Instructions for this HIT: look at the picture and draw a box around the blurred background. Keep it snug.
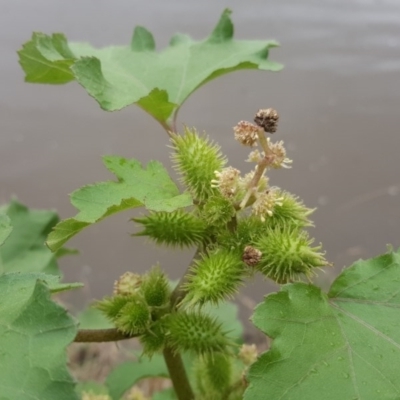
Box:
[1,0,400,324]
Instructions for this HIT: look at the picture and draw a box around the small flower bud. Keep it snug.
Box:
[113,272,142,296]
[254,108,279,133]
[211,167,241,198]
[242,246,262,267]
[233,120,259,146]
[246,149,262,163]
[266,138,292,169]
[252,190,284,222]
[238,344,258,365]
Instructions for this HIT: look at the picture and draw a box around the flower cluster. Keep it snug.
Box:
[233,120,260,146]
[211,166,241,198]
[252,190,284,222]
[211,109,292,221]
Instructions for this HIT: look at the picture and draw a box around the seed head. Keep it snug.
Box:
[254,108,279,133]
[233,120,260,146]
[242,246,262,267]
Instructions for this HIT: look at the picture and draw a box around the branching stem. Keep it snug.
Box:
[239,127,273,209]
[74,328,136,342]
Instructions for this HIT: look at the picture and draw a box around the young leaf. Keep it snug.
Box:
[246,249,400,400]
[0,273,78,400]
[46,156,192,251]
[0,199,65,275]
[105,355,169,400]
[18,9,282,125]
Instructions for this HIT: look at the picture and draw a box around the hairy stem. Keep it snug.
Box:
[74,328,136,343]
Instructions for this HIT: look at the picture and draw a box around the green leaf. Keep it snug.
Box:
[153,388,177,400]
[47,156,192,251]
[0,273,78,400]
[10,272,83,293]
[203,301,243,343]
[246,249,400,400]
[18,33,75,84]
[0,199,62,275]
[106,355,169,400]
[0,213,12,247]
[18,9,282,125]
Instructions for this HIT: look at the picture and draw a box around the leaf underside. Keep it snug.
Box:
[18,9,282,124]
[46,156,192,251]
[246,249,400,400]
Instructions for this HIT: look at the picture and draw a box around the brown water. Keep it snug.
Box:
[1,0,400,312]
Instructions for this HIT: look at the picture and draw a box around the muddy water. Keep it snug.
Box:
[1,1,400,313]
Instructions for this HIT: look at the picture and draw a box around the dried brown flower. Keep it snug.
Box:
[242,245,262,267]
[254,108,279,133]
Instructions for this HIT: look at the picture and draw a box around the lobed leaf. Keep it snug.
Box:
[46,156,192,251]
[18,9,282,125]
[246,248,400,400]
[0,273,78,400]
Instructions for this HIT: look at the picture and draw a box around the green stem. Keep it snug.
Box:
[239,127,273,209]
[163,345,195,400]
[74,328,136,342]
[158,119,174,137]
[162,247,202,398]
